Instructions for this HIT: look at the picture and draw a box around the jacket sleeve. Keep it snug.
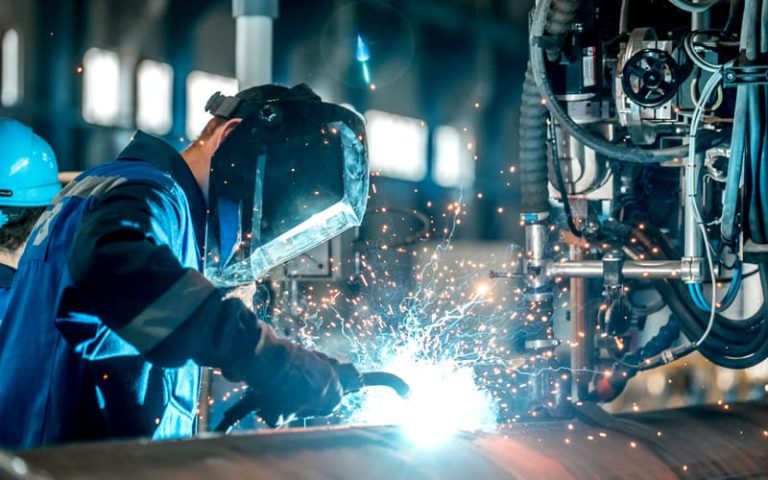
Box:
[67,181,259,381]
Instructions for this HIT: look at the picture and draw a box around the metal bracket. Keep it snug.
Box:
[723,65,768,87]
[602,252,623,287]
[680,257,704,283]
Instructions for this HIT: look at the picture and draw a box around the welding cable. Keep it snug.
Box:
[752,0,768,242]
[762,0,768,52]
[688,283,710,311]
[547,116,583,237]
[518,0,581,217]
[592,316,684,401]
[747,86,766,243]
[634,223,768,361]
[644,204,718,364]
[647,228,768,367]
[723,0,760,247]
[649,224,767,331]
[529,0,726,165]
[519,65,551,217]
[690,77,725,110]
[683,66,725,349]
[724,0,741,32]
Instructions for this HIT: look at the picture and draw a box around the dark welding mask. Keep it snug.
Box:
[202,84,369,286]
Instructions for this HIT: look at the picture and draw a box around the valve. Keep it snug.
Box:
[621,48,681,107]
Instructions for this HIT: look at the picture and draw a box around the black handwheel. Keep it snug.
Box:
[621,49,680,108]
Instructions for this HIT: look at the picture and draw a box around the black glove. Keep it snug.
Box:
[244,323,345,427]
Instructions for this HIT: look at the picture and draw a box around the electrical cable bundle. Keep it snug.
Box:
[688,264,743,312]
[528,0,727,166]
[645,225,768,369]
[523,0,768,370]
[640,1,768,369]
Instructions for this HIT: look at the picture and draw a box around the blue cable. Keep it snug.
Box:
[688,283,710,311]
[688,263,743,312]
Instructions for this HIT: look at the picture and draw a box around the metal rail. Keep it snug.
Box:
[547,259,694,279]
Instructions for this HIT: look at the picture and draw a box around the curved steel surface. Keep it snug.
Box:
[10,402,768,480]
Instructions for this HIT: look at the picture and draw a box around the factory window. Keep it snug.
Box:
[82,48,121,126]
[186,70,238,140]
[365,109,428,182]
[1,29,20,106]
[136,60,173,134]
[433,125,475,188]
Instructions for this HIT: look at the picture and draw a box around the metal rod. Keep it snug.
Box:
[682,152,703,282]
[569,246,592,401]
[524,223,550,288]
[548,260,684,279]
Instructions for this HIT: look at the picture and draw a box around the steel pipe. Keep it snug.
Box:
[11,402,768,479]
[548,260,685,279]
[233,0,278,88]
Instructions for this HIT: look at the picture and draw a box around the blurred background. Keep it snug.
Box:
[0,0,533,243]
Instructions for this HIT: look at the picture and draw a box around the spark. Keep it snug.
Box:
[216,187,587,436]
[346,342,498,446]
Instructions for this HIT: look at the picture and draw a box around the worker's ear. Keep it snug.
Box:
[212,117,243,151]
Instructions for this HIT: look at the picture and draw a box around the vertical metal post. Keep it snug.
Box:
[232,0,279,88]
[683,153,703,282]
[569,245,592,401]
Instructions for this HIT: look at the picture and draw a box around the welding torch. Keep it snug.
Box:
[214,364,410,433]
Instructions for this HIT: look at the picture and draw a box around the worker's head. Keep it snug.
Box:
[0,119,61,258]
[196,84,370,286]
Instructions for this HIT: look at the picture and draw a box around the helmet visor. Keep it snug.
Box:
[204,101,369,286]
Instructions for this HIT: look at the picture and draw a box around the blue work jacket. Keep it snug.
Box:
[0,132,261,449]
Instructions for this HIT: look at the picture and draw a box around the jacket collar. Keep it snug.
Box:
[116,132,207,251]
[0,263,15,290]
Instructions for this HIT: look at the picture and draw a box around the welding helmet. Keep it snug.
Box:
[0,119,61,228]
[203,84,369,286]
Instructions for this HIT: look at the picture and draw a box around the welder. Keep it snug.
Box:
[0,84,369,448]
[0,119,61,321]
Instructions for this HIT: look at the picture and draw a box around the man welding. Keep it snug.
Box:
[0,119,61,321]
[0,84,369,448]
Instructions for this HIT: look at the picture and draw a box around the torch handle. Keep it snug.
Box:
[213,366,410,433]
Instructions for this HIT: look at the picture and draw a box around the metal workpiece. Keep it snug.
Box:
[548,259,687,279]
[15,402,768,480]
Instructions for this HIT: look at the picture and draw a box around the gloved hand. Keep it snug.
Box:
[243,322,345,427]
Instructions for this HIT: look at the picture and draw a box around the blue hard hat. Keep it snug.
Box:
[0,119,61,208]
